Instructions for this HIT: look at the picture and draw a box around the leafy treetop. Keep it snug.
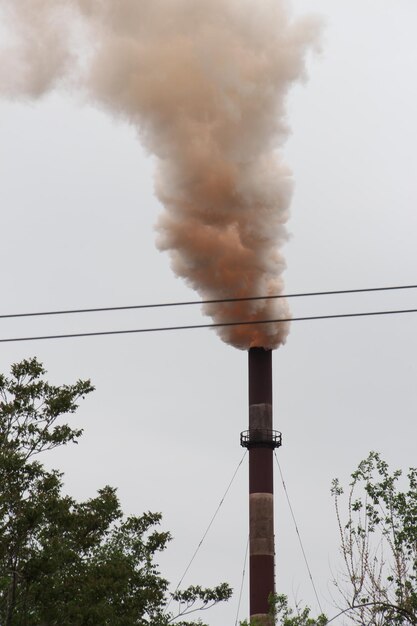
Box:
[0,357,231,626]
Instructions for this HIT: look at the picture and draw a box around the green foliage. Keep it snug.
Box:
[269,595,327,626]
[239,594,327,626]
[332,451,417,625]
[0,358,231,625]
[0,357,93,459]
[171,583,233,623]
[240,453,416,626]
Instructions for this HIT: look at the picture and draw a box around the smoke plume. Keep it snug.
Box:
[0,0,319,349]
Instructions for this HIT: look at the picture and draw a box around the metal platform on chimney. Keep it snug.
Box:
[240,429,282,449]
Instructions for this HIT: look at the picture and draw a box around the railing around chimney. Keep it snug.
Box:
[240,429,282,449]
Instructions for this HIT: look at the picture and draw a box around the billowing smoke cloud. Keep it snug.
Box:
[0,0,319,349]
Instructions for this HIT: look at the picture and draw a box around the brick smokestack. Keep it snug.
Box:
[241,347,281,625]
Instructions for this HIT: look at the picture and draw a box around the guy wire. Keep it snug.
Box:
[274,452,324,616]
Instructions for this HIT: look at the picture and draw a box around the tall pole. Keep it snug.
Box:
[241,347,281,625]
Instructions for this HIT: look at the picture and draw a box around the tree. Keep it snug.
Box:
[331,451,417,625]
[0,358,231,625]
[240,452,416,626]
[239,594,327,626]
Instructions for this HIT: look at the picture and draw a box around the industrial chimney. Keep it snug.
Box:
[241,347,282,625]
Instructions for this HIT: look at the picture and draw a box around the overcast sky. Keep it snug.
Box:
[0,1,416,624]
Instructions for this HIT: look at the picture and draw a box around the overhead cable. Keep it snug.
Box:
[1,283,416,320]
[1,307,416,343]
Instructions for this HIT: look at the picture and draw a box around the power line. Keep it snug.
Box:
[1,283,416,320]
[0,307,416,344]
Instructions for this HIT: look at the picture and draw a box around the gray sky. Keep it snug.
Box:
[0,1,416,624]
